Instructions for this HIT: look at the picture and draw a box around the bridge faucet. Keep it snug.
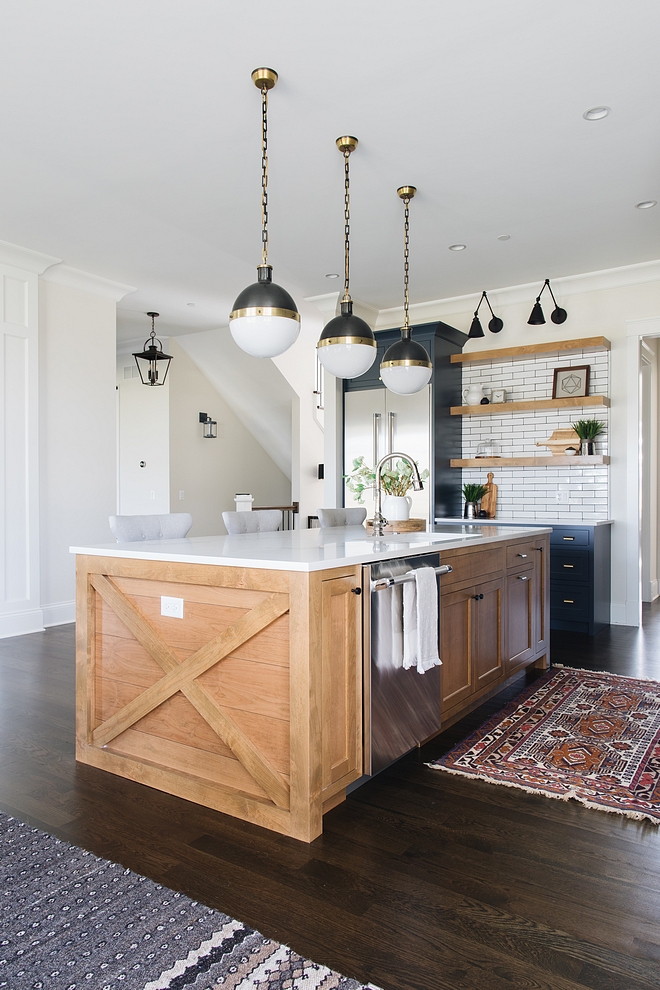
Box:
[372,452,424,537]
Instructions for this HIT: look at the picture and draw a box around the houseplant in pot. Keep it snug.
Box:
[462,482,489,519]
[345,456,429,520]
[571,418,605,456]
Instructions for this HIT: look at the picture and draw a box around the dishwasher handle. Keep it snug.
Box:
[371,563,452,592]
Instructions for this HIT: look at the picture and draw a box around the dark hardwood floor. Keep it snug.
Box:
[2,611,660,990]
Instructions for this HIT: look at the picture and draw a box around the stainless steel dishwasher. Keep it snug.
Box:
[361,553,451,775]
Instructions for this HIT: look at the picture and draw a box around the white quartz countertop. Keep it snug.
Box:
[435,517,613,527]
[70,523,551,573]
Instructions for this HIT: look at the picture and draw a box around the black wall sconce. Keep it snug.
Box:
[133,312,174,386]
[528,279,567,325]
[468,291,504,338]
[199,412,217,439]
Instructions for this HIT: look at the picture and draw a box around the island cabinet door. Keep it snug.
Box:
[505,564,535,671]
[472,576,504,690]
[533,542,549,657]
[440,586,473,713]
[320,574,362,791]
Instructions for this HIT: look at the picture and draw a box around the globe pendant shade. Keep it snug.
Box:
[468,315,485,339]
[230,265,300,358]
[527,301,546,325]
[317,300,376,378]
[380,335,432,395]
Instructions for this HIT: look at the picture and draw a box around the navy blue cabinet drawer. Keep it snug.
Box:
[551,584,590,618]
[551,549,589,583]
[550,528,590,547]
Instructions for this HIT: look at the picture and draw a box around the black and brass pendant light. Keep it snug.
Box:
[133,312,173,386]
[316,136,377,379]
[380,187,433,395]
[468,291,504,338]
[527,278,567,326]
[229,68,300,358]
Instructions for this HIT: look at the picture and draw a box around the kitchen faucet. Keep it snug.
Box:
[372,452,424,537]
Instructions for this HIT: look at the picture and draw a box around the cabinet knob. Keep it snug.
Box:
[473,593,484,600]
[517,553,528,558]
[518,575,529,581]
[351,587,362,596]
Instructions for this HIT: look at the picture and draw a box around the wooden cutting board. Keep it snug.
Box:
[366,517,426,533]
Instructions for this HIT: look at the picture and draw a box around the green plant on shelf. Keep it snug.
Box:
[571,419,606,440]
[462,482,489,504]
[344,456,429,503]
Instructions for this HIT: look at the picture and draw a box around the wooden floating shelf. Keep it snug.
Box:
[451,335,611,365]
[451,455,610,467]
[451,395,610,416]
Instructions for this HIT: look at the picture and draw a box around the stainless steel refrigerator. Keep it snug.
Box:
[343,385,432,525]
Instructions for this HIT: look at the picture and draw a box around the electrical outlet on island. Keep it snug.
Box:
[161,596,184,619]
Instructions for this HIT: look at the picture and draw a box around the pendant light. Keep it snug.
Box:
[527,278,567,326]
[468,291,504,338]
[133,312,173,386]
[380,187,432,395]
[316,136,376,378]
[229,68,300,358]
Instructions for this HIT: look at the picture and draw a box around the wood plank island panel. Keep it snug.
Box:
[76,554,363,842]
[450,335,611,364]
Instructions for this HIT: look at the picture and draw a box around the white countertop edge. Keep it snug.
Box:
[435,517,613,527]
[70,524,552,573]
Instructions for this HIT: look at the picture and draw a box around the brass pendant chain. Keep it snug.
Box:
[402,196,410,336]
[261,84,269,266]
[343,149,351,302]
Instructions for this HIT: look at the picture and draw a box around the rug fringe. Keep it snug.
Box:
[426,762,660,826]
[551,663,660,685]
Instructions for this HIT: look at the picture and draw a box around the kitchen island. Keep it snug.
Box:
[72,524,550,842]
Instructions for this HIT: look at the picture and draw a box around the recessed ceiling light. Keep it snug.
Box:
[583,106,611,120]
[448,244,466,251]
[325,272,340,279]
[497,234,510,241]
[636,200,657,209]
[187,302,196,307]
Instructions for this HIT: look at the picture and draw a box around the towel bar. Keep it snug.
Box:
[371,564,452,592]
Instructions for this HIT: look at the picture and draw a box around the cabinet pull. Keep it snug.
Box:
[372,413,381,467]
[388,411,395,454]
[472,593,484,600]
[518,575,529,581]
[517,553,528,558]
[563,536,574,541]
[563,564,574,569]
[563,599,574,604]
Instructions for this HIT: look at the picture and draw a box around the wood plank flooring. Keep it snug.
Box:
[1,611,660,990]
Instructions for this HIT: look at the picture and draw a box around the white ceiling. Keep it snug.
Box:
[1,1,659,341]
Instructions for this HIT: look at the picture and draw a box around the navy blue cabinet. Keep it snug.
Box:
[549,524,611,635]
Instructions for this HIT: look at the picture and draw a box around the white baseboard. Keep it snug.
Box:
[610,601,641,626]
[0,608,45,639]
[42,600,75,627]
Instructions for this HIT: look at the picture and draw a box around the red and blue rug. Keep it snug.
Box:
[428,666,660,824]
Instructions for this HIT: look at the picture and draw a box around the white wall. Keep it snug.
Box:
[116,348,170,515]
[39,279,120,624]
[168,339,291,534]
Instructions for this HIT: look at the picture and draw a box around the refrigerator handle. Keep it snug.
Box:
[372,413,381,466]
[388,411,395,454]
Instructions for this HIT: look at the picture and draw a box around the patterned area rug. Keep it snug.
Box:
[428,666,660,824]
[0,813,380,990]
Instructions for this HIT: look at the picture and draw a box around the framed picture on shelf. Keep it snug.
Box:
[552,365,590,399]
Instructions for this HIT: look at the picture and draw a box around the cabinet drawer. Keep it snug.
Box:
[551,549,589,583]
[550,528,590,547]
[506,541,539,569]
[441,546,505,589]
[551,584,590,618]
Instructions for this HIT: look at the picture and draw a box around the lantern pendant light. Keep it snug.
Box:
[380,187,433,395]
[316,136,376,378]
[229,68,300,358]
[133,312,173,386]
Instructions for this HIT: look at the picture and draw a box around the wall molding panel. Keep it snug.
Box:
[0,263,43,638]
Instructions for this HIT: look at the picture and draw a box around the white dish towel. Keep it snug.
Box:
[403,566,442,674]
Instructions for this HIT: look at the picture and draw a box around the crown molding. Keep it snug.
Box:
[41,264,136,301]
[374,258,660,330]
[0,239,61,275]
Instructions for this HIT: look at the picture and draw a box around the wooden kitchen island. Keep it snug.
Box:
[72,524,550,842]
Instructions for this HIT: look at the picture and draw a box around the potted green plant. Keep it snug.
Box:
[345,456,430,520]
[462,482,489,519]
[571,418,605,456]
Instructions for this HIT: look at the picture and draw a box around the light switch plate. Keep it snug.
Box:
[161,596,184,619]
